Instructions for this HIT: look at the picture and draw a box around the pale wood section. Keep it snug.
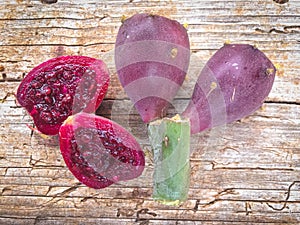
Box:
[0,0,299,224]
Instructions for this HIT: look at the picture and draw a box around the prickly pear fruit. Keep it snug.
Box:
[183,44,276,134]
[115,13,190,123]
[17,56,110,135]
[59,113,145,189]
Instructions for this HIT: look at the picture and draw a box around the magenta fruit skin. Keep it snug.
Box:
[59,113,145,189]
[182,44,276,134]
[115,13,190,123]
[17,56,110,135]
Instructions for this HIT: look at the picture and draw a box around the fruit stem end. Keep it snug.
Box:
[148,115,191,205]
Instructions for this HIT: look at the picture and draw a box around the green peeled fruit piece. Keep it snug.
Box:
[148,115,190,205]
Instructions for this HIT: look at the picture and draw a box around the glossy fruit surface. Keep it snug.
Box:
[17,56,110,135]
[59,113,145,189]
[115,13,190,123]
[183,44,276,134]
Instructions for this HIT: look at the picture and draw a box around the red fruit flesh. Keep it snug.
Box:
[59,113,145,189]
[17,56,110,135]
[183,44,276,134]
[115,13,190,123]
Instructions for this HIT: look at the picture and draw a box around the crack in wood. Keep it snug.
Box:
[201,188,237,207]
[255,26,300,34]
[265,100,300,106]
[211,161,295,171]
[26,25,109,31]
[52,183,81,197]
[0,60,31,63]
[41,0,58,4]
[273,0,289,4]
[193,199,200,211]
[29,155,38,167]
[266,181,300,211]
[33,215,43,225]
[0,92,14,103]
[28,154,64,171]
[78,192,102,206]
[116,208,135,218]
[138,221,150,225]
[3,167,8,176]
[1,73,6,80]
[0,78,22,82]
[245,201,252,215]
[136,208,157,222]
[41,182,81,207]
[0,42,115,47]
[134,199,145,210]
[9,105,22,109]
[29,124,35,139]
[219,146,240,154]
[80,196,96,203]
[0,186,12,196]
[236,201,253,215]
[0,15,108,21]
[44,186,52,196]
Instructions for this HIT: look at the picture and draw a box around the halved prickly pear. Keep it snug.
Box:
[17,56,110,135]
[115,13,190,123]
[182,44,276,134]
[59,113,145,189]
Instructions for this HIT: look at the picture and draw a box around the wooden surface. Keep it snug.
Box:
[0,0,299,224]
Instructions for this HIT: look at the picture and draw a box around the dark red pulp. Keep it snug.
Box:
[59,113,145,189]
[17,56,109,135]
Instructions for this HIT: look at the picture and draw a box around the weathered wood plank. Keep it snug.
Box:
[0,197,300,223]
[0,0,299,224]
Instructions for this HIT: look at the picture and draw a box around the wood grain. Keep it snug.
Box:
[0,0,299,224]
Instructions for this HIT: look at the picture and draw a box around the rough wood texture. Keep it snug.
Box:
[0,0,299,224]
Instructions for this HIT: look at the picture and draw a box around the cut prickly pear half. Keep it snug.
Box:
[17,56,110,135]
[115,13,190,123]
[59,113,145,189]
[182,44,276,134]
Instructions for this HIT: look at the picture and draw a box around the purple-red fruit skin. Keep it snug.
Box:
[183,44,276,134]
[17,56,110,135]
[115,13,190,123]
[59,113,145,189]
